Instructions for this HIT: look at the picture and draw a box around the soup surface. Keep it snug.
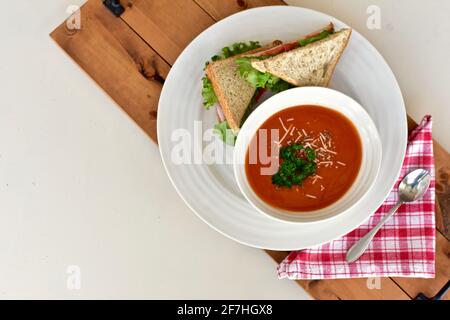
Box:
[245,105,362,212]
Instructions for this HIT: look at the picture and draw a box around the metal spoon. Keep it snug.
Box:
[346,169,431,263]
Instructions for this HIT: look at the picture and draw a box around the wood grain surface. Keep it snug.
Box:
[51,0,169,142]
[50,0,450,300]
[121,0,214,65]
[194,0,283,20]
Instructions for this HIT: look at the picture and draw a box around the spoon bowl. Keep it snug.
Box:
[399,169,431,202]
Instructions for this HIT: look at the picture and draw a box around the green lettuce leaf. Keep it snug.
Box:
[214,121,237,146]
[299,30,332,47]
[201,76,218,110]
[235,57,292,93]
[220,41,261,59]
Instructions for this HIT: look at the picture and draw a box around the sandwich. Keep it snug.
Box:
[202,41,280,144]
[201,23,352,145]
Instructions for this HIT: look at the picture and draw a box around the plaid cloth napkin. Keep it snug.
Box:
[278,116,435,279]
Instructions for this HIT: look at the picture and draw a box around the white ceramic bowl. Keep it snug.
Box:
[234,87,382,224]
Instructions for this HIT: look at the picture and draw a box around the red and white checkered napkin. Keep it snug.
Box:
[278,116,435,279]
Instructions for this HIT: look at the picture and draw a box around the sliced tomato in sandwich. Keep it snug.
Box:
[251,23,335,58]
[252,41,299,57]
[300,22,334,41]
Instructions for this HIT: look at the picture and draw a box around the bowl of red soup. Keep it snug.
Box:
[234,87,382,223]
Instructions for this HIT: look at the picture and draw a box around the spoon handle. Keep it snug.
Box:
[346,201,403,263]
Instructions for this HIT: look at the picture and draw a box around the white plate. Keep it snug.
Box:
[157,6,407,250]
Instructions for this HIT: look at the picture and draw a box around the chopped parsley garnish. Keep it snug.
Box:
[202,41,262,110]
[272,144,317,188]
[235,57,293,93]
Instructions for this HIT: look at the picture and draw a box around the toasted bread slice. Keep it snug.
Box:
[206,60,255,132]
[205,44,279,132]
[251,29,352,87]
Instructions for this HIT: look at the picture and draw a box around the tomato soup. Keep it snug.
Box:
[245,105,362,212]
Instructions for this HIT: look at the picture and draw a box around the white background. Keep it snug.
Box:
[0,0,447,299]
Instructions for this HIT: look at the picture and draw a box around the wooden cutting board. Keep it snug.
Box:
[50,0,450,300]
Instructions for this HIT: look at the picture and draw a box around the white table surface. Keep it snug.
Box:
[0,0,447,299]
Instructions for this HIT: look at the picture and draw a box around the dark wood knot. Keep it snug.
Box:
[237,0,248,9]
[138,59,165,85]
[149,110,158,119]
[307,279,322,289]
